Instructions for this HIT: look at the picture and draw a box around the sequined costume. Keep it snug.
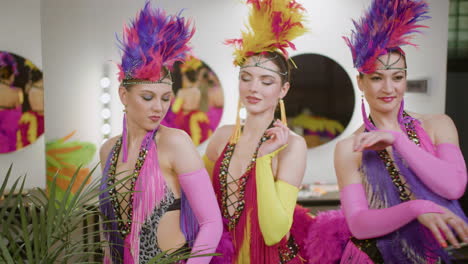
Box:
[205,128,350,264]
[99,132,195,263]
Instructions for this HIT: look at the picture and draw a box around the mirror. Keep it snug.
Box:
[287,53,354,148]
[0,51,44,154]
[162,57,224,146]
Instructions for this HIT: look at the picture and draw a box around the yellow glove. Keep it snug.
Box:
[256,146,299,245]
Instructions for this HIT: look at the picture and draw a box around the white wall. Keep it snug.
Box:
[0,1,45,189]
[41,0,449,184]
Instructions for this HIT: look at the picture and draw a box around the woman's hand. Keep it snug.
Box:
[258,119,289,157]
[353,131,396,152]
[417,208,468,248]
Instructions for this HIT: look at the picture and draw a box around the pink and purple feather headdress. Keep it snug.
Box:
[343,0,430,74]
[117,1,195,85]
[117,2,195,162]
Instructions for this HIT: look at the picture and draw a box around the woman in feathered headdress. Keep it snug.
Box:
[335,0,468,263]
[98,2,222,263]
[203,1,349,263]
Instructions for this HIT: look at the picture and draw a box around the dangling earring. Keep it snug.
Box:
[361,93,376,131]
[229,100,242,144]
[122,105,128,162]
[279,98,288,127]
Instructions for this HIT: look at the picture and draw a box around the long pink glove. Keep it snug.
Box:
[341,183,444,239]
[386,130,467,200]
[179,168,223,264]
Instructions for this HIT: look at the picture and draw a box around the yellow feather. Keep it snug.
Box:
[230,0,308,65]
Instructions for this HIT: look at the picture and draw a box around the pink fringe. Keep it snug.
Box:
[128,139,167,263]
[414,121,436,155]
[104,254,112,264]
[340,241,374,264]
[291,208,350,264]
[124,236,134,264]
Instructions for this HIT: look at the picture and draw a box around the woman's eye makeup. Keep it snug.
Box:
[240,74,251,81]
[162,95,171,102]
[142,94,153,101]
[393,75,404,81]
[261,78,274,85]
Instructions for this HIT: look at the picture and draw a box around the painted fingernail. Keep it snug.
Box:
[441,242,448,248]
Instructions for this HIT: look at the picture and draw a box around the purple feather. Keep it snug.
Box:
[343,0,430,73]
[99,153,124,263]
[180,190,200,248]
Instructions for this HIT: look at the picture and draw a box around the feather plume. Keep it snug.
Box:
[226,0,307,66]
[117,1,195,81]
[343,0,430,74]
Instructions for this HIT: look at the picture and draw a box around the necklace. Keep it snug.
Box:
[106,132,155,236]
[369,112,420,201]
[218,130,269,230]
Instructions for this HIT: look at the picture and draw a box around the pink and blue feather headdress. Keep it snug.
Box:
[117,1,195,86]
[343,0,430,74]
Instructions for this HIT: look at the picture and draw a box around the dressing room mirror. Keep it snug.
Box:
[162,57,224,146]
[0,51,44,154]
[286,53,354,148]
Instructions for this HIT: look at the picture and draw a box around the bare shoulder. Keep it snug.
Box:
[416,112,456,128]
[334,133,363,166]
[335,135,355,155]
[100,136,119,159]
[99,136,119,169]
[284,131,307,155]
[334,136,363,187]
[157,125,193,149]
[158,125,205,174]
[205,124,234,161]
[413,112,459,145]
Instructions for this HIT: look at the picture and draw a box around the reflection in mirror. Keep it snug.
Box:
[287,53,354,148]
[0,51,44,153]
[162,56,224,146]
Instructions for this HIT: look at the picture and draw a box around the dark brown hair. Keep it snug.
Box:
[256,51,291,84]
